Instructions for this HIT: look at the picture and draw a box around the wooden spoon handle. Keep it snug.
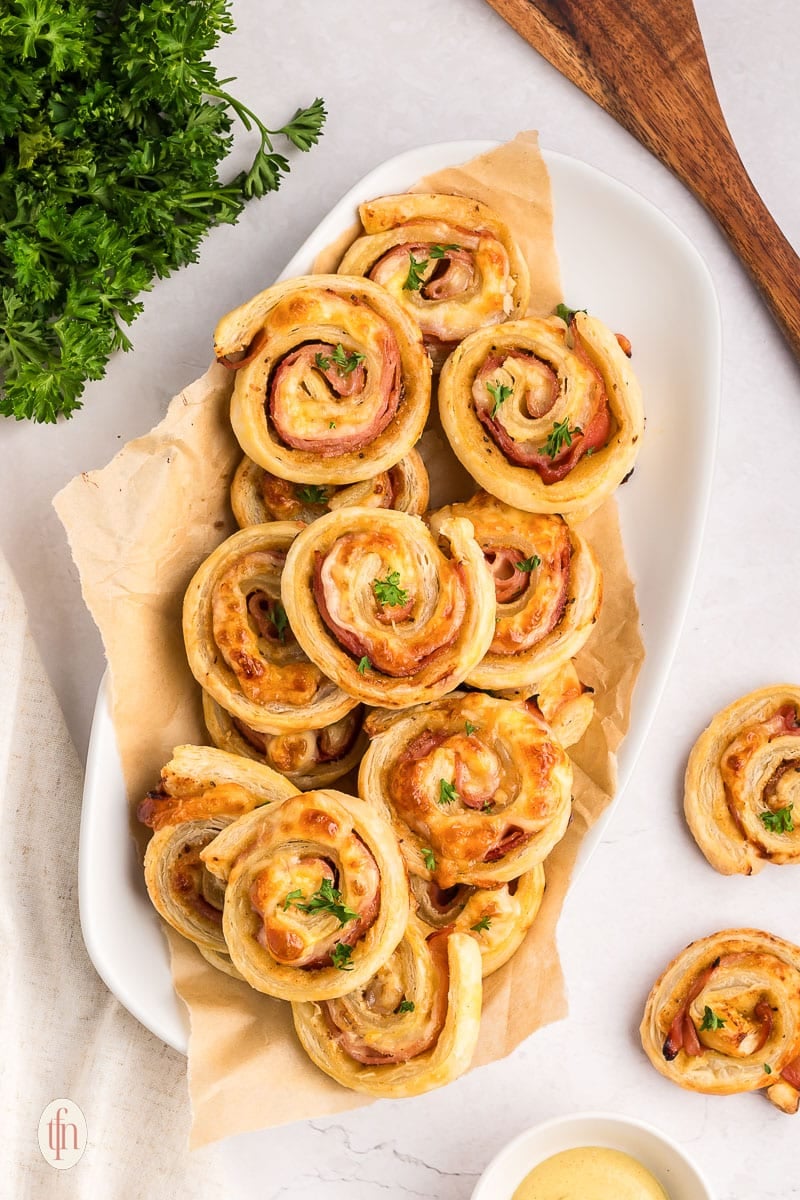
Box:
[673,141,800,360]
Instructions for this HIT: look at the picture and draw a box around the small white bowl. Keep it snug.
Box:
[471,1111,713,1200]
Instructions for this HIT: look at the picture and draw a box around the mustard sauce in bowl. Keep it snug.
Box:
[512,1146,669,1200]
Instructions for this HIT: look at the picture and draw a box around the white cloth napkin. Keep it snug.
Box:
[1,550,227,1197]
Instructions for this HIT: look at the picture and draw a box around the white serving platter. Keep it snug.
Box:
[79,140,721,1054]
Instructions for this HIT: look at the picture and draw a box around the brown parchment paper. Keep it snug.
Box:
[54,132,644,1147]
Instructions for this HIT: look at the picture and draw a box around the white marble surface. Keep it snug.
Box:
[3,1,800,1196]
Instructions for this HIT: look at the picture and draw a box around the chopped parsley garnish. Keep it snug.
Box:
[429,243,461,259]
[481,801,493,813]
[465,720,478,736]
[542,418,582,459]
[315,343,364,374]
[287,878,357,926]
[699,1006,725,1032]
[760,805,794,834]
[422,847,436,871]
[396,999,415,1013]
[471,915,492,933]
[283,889,303,910]
[555,303,586,324]
[357,656,372,675]
[329,420,336,428]
[269,600,289,642]
[515,555,541,573]
[403,253,429,291]
[331,942,354,971]
[373,570,409,607]
[764,1063,773,1074]
[486,379,512,417]
[438,778,459,806]
[296,484,328,506]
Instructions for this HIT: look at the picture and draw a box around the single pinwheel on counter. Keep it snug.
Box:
[280,507,496,708]
[685,685,800,875]
[137,745,297,962]
[183,522,358,734]
[292,920,482,1097]
[432,490,602,690]
[215,275,431,483]
[438,310,643,517]
[200,790,408,1001]
[202,693,366,791]
[230,449,430,527]
[337,192,530,367]
[359,692,572,888]
[641,929,800,1114]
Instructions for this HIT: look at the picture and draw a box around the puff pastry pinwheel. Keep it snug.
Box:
[292,921,482,1096]
[137,745,297,956]
[230,449,430,527]
[336,193,530,368]
[438,311,644,517]
[359,692,572,887]
[215,275,431,484]
[281,507,496,708]
[200,789,408,1000]
[641,929,800,1115]
[432,491,601,690]
[496,661,595,749]
[202,691,366,791]
[684,685,800,876]
[183,522,358,734]
[411,867,545,977]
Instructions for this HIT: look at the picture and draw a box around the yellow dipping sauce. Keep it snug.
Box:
[512,1146,669,1200]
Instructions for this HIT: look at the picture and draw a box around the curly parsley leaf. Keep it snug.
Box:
[357,656,371,675]
[0,4,326,421]
[760,806,794,834]
[331,942,354,971]
[699,1006,725,1032]
[288,877,358,926]
[373,570,408,608]
[422,847,436,871]
[515,555,541,572]
[471,915,492,933]
[403,252,428,292]
[428,243,460,259]
[486,380,512,418]
[438,778,459,806]
[542,418,582,459]
[396,999,415,1013]
[296,484,328,506]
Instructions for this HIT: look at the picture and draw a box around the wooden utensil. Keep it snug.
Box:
[485,0,800,359]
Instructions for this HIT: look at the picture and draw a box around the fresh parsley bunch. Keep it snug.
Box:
[0,0,326,422]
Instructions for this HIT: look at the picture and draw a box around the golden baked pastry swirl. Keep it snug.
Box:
[359,692,572,887]
[183,522,358,734]
[202,691,366,791]
[231,449,430,527]
[292,922,482,1096]
[137,745,297,957]
[684,685,800,875]
[438,311,644,517]
[336,192,530,368]
[432,491,602,689]
[281,507,497,707]
[640,929,800,1114]
[215,275,431,483]
[200,789,409,1000]
[494,660,595,749]
[411,867,545,977]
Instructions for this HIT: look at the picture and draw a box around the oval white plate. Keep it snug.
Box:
[79,140,720,1053]
[471,1111,713,1199]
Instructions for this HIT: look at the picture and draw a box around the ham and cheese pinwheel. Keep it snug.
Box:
[685,686,800,875]
[359,692,572,888]
[280,507,496,708]
[215,275,431,484]
[292,922,482,1097]
[200,790,408,1001]
[137,745,297,959]
[336,193,530,368]
[432,491,602,690]
[230,449,430,527]
[496,660,595,749]
[641,929,800,1115]
[202,692,366,791]
[411,867,545,977]
[183,523,358,734]
[438,311,644,517]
